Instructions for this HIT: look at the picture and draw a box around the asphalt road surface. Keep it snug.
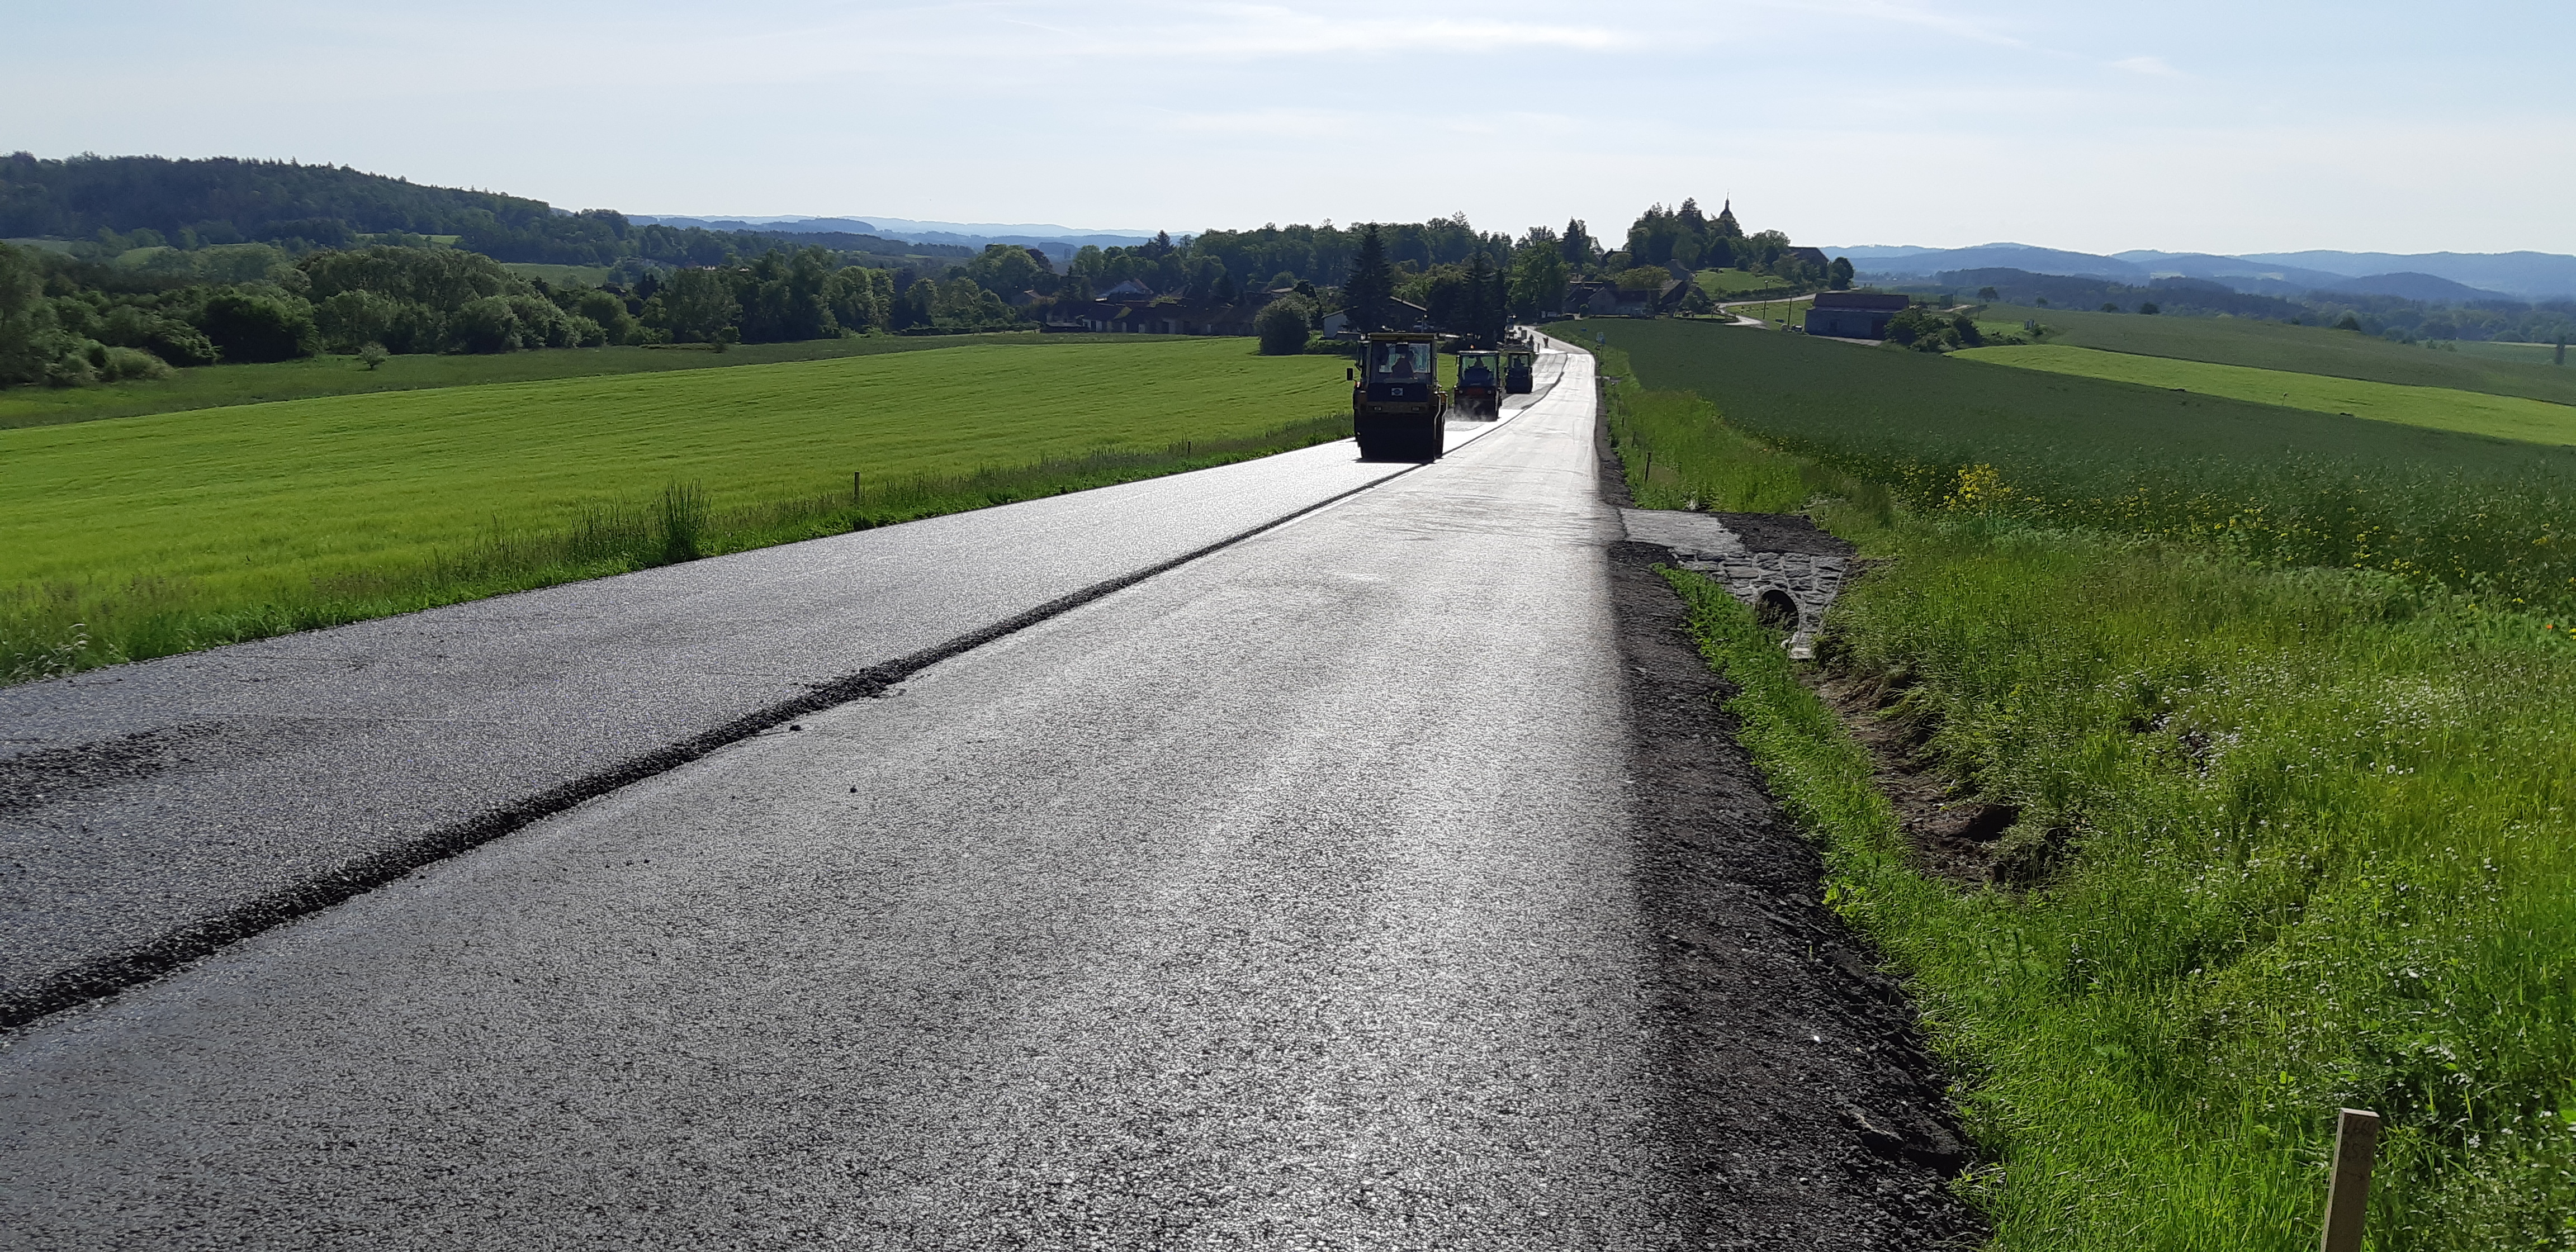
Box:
[3,347,1751,1242]
[0,362,1563,1028]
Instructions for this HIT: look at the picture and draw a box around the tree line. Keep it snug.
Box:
[2,182,1845,386]
[0,236,1045,387]
[0,153,968,268]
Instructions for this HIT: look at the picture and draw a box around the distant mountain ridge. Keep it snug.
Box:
[634,215,1157,261]
[1825,241,2576,301]
[0,155,968,267]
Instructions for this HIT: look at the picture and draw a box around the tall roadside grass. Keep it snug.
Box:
[1582,324,2576,1250]
[1782,442,2576,618]
[1593,340,1888,521]
[1,414,1350,684]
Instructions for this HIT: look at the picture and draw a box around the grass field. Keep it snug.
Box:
[1695,268,1789,296]
[1957,343,2576,446]
[2,338,1351,679]
[0,332,1180,430]
[1585,320,2576,1250]
[1996,304,2576,408]
[2447,339,2571,366]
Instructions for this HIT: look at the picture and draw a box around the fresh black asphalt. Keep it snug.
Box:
[0,400,1568,1028]
[0,349,1659,1245]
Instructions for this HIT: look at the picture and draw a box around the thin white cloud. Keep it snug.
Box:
[1157,107,1364,139]
[1064,4,1638,58]
[1159,105,1582,143]
[2111,55,2182,77]
[1756,0,2029,49]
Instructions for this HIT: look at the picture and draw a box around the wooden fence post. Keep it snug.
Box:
[852,471,861,504]
[2319,1107,2380,1252]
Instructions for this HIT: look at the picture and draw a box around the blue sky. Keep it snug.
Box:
[13,1,2573,255]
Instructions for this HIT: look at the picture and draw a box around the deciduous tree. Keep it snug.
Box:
[645,268,742,344]
[1254,296,1313,355]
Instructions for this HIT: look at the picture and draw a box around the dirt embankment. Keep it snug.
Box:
[1600,434,1982,1248]
[1805,662,2070,891]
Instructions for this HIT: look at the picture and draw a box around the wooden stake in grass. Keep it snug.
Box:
[2319,1107,2380,1252]
[852,471,862,504]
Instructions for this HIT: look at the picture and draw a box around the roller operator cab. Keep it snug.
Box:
[1350,333,1446,462]
[1503,348,1536,395]
[1453,350,1502,420]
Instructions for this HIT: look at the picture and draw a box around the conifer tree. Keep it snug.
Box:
[1463,252,1508,346]
[1342,225,1396,331]
[1559,219,1593,270]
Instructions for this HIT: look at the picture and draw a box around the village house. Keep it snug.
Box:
[1802,291,1911,339]
[1043,285,1280,336]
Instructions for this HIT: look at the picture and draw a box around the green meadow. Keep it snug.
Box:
[0,331,1178,430]
[1955,343,2576,446]
[1581,318,2576,1251]
[2,338,1351,678]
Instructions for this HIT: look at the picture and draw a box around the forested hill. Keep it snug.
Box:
[0,153,964,265]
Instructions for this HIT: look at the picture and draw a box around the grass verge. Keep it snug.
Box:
[1585,321,2576,1250]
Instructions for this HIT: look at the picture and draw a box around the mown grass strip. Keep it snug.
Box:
[1992,304,2576,409]
[1956,343,2576,447]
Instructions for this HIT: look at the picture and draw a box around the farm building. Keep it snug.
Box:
[1803,291,1911,339]
[1561,282,1616,315]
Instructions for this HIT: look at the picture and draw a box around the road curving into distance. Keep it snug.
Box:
[0,358,1563,1030]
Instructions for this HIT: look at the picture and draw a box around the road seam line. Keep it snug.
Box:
[0,453,1437,1033]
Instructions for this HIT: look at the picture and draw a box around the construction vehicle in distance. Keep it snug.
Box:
[1452,349,1502,420]
[1503,347,1536,395]
[1350,333,1446,461]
